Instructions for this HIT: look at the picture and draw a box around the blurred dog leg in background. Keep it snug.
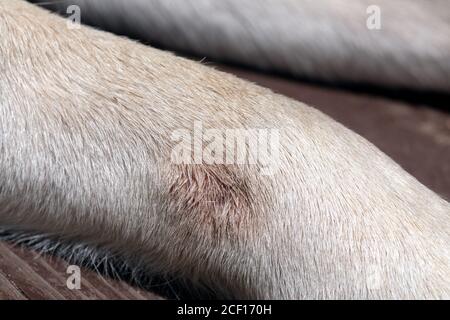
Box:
[30,0,450,92]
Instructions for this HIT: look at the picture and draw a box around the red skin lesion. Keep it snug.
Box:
[167,164,257,240]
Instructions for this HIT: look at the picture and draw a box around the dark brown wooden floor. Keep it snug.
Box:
[0,242,161,300]
[1,65,449,300]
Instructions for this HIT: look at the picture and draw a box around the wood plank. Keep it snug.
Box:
[0,242,161,299]
[0,243,66,299]
[0,272,27,300]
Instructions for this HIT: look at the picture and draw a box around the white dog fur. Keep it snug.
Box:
[31,0,450,92]
[0,0,449,299]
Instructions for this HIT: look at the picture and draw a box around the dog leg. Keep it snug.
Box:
[1,0,449,298]
[29,0,450,92]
